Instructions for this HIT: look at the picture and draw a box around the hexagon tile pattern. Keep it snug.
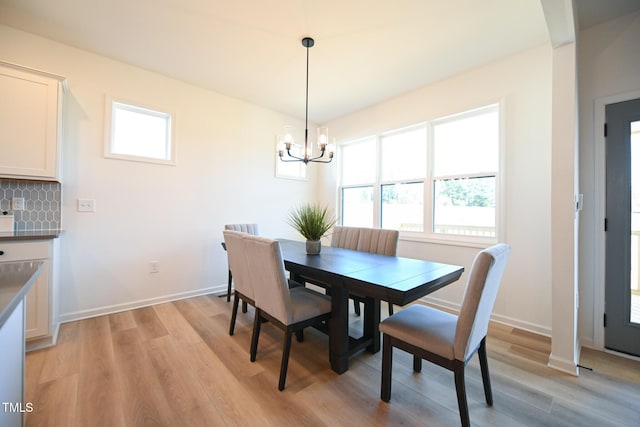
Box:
[0,179,61,231]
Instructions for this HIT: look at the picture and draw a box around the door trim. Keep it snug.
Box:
[594,89,640,350]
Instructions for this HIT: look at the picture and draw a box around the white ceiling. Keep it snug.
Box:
[0,0,638,123]
[576,0,640,29]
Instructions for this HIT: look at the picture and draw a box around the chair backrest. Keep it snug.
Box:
[223,230,254,299]
[331,225,360,250]
[331,225,399,256]
[454,243,511,361]
[243,235,292,325]
[357,228,399,256]
[225,223,259,235]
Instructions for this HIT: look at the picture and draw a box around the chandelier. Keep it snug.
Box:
[278,37,334,164]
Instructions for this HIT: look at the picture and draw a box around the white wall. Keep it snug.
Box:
[578,11,640,348]
[319,44,554,335]
[0,24,318,321]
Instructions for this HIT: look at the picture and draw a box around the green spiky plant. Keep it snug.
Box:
[287,203,336,241]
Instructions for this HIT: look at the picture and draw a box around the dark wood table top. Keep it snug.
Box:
[278,239,464,305]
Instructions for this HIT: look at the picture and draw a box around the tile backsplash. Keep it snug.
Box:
[0,179,61,230]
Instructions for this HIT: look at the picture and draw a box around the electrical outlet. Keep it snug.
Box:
[150,261,160,273]
[77,199,96,212]
[11,197,25,211]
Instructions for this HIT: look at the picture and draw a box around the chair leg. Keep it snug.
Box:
[242,300,248,313]
[229,292,240,335]
[478,337,493,406]
[279,329,294,391]
[413,355,422,372]
[226,269,233,302]
[353,298,361,316]
[295,330,304,342]
[454,361,470,427]
[380,334,393,402]
[250,311,262,362]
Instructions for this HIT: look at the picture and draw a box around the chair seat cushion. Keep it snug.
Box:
[379,304,457,360]
[290,287,332,324]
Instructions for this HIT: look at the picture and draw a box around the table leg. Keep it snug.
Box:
[364,297,381,353]
[329,286,349,374]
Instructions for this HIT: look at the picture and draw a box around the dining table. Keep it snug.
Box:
[278,239,464,374]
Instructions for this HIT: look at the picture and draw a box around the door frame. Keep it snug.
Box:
[594,89,640,352]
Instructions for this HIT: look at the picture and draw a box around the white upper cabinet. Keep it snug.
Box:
[0,61,66,181]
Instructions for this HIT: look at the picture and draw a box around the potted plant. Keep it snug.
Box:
[287,203,336,255]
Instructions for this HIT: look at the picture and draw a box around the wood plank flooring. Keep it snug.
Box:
[25,295,640,426]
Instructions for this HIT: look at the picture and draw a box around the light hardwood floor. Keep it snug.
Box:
[25,295,640,426]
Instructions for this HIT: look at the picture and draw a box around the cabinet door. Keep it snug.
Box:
[0,63,63,180]
[0,240,52,342]
[25,261,49,339]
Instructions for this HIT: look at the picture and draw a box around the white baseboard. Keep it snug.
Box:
[58,284,227,324]
[422,295,552,337]
[26,321,60,352]
[548,353,579,376]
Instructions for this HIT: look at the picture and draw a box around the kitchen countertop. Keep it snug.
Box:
[0,229,62,241]
[0,261,43,328]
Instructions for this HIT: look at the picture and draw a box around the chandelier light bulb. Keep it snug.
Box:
[283,125,295,149]
[317,127,329,148]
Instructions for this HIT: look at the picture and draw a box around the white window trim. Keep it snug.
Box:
[338,101,506,246]
[104,95,176,166]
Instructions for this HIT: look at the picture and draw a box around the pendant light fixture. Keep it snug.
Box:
[278,37,334,164]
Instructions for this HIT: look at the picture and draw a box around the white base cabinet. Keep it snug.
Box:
[0,240,56,348]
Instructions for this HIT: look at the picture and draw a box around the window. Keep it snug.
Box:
[432,106,498,237]
[105,97,175,165]
[338,104,501,243]
[342,186,374,227]
[340,138,376,227]
[382,182,424,231]
[380,127,427,231]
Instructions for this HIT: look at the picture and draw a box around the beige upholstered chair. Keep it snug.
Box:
[356,227,400,257]
[330,225,360,250]
[379,244,511,427]
[225,223,259,234]
[244,235,332,391]
[331,226,400,315]
[222,223,259,302]
[223,230,255,336]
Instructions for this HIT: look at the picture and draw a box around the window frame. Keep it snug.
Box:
[104,95,176,166]
[338,102,505,246]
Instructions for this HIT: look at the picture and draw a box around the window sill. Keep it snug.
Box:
[399,232,497,249]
